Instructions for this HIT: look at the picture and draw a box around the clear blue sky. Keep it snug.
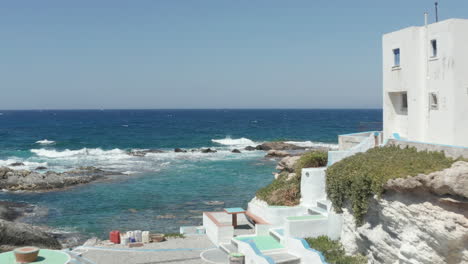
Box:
[1,0,466,109]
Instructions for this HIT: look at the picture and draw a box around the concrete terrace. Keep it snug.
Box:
[73,235,223,264]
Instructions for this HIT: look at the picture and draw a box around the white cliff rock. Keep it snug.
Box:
[340,161,468,264]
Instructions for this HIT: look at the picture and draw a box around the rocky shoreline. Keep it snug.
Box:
[0,140,334,251]
[0,166,123,192]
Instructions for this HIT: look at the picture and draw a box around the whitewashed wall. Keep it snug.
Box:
[285,218,328,238]
[383,18,468,147]
[300,168,327,207]
[202,213,233,246]
[247,199,306,226]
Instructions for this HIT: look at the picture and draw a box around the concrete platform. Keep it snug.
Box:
[78,235,216,264]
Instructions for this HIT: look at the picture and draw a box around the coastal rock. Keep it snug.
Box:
[231,149,241,153]
[174,148,187,153]
[0,201,61,251]
[276,156,300,173]
[265,150,290,158]
[244,146,256,151]
[340,163,468,264]
[286,173,297,181]
[9,162,24,167]
[385,161,468,198]
[0,166,121,191]
[0,219,62,251]
[201,148,217,153]
[35,166,47,170]
[127,149,165,157]
[255,142,305,151]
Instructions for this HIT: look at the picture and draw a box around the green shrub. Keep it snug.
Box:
[256,171,301,206]
[295,151,328,176]
[256,151,327,206]
[326,146,455,225]
[164,233,185,238]
[306,236,367,264]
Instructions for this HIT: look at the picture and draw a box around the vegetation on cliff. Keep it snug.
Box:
[306,236,367,264]
[256,151,327,206]
[326,146,456,225]
[256,171,301,206]
[295,151,328,176]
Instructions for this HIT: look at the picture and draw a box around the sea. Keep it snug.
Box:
[0,109,382,239]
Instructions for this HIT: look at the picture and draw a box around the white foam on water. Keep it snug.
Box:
[35,139,55,145]
[0,159,48,171]
[211,137,257,147]
[285,141,339,149]
[27,147,263,173]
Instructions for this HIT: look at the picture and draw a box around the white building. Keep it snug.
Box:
[383,18,468,147]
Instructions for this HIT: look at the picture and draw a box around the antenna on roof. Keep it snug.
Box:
[435,1,439,22]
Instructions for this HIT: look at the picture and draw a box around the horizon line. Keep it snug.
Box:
[0,107,383,111]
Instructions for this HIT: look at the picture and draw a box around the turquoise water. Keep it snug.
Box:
[0,109,382,237]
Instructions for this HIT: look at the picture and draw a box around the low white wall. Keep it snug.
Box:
[247,199,306,226]
[329,132,379,166]
[255,224,272,236]
[326,211,343,240]
[203,213,233,246]
[284,237,327,264]
[300,168,327,207]
[285,218,328,238]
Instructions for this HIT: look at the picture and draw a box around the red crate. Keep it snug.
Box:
[109,230,120,244]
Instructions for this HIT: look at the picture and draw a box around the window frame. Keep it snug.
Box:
[393,48,401,67]
[401,92,408,111]
[430,39,438,58]
[429,92,439,110]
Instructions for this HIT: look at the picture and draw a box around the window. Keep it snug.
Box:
[393,48,400,67]
[431,40,437,57]
[429,93,438,110]
[401,92,408,110]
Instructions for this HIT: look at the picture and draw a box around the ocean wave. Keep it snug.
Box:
[285,141,339,149]
[211,137,257,147]
[36,139,55,145]
[31,148,125,158]
[27,147,263,173]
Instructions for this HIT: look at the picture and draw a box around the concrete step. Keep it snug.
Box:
[269,228,284,243]
[308,206,328,216]
[316,200,331,211]
[219,242,238,254]
[264,251,300,264]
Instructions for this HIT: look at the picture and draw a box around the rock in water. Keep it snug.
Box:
[0,219,61,251]
[201,148,217,153]
[265,150,290,158]
[35,166,47,170]
[0,166,121,191]
[255,142,305,151]
[231,149,241,153]
[244,146,256,151]
[127,149,165,157]
[9,162,24,167]
[174,148,187,153]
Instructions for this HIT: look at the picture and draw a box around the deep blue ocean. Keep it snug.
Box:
[0,109,381,238]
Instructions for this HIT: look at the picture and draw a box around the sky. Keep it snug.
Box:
[1,0,467,110]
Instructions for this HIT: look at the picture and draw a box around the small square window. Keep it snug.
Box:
[431,40,437,57]
[393,48,400,67]
[429,93,438,110]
